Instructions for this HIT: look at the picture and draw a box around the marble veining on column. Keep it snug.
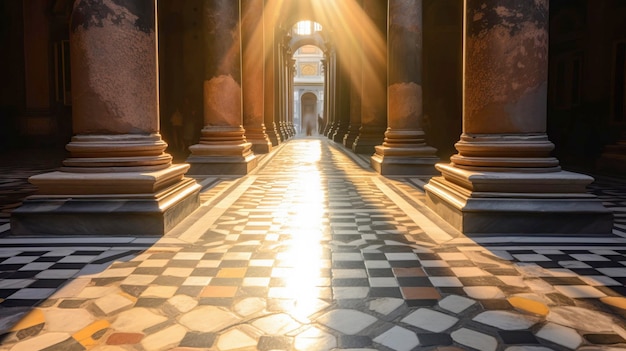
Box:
[11,0,201,236]
[424,0,613,234]
[464,0,548,134]
[187,0,257,175]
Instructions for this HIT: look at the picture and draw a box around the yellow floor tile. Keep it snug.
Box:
[73,319,111,348]
[600,296,626,310]
[508,296,549,316]
[200,286,239,298]
[217,267,247,278]
[10,308,45,331]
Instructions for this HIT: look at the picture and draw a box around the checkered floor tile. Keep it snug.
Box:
[0,137,625,351]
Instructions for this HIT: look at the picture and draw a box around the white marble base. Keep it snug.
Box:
[371,154,439,176]
[424,163,614,235]
[11,177,201,236]
[186,154,258,175]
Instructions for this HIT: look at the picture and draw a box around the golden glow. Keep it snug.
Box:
[272,140,326,318]
[262,0,386,98]
[309,0,386,95]
[293,20,322,35]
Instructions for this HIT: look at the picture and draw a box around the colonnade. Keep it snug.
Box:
[10,0,614,236]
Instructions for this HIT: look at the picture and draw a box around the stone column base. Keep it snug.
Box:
[186,142,258,175]
[424,164,614,235]
[343,128,360,149]
[371,145,440,175]
[332,128,349,143]
[186,154,258,175]
[249,139,272,154]
[352,136,384,154]
[245,127,273,154]
[10,166,201,236]
[267,130,281,146]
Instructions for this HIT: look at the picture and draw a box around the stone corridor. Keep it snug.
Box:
[1,137,626,351]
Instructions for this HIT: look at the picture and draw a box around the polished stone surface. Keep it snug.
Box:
[1,137,626,350]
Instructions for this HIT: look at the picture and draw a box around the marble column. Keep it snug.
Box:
[325,49,338,138]
[21,0,56,139]
[186,0,257,175]
[11,0,201,236]
[425,0,613,234]
[344,29,363,148]
[278,41,290,141]
[371,0,439,175]
[594,3,626,175]
[288,58,296,137]
[263,1,281,146]
[332,52,351,143]
[242,0,272,154]
[321,58,331,135]
[353,0,388,154]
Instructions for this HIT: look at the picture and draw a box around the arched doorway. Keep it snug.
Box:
[288,21,326,137]
[301,92,318,135]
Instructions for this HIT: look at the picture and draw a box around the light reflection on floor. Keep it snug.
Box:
[278,140,328,320]
[0,137,626,351]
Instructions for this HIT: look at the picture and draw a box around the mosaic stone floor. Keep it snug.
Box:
[0,137,625,351]
[0,148,67,231]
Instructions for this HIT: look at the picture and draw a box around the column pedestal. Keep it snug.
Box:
[424,0,612,235]
[187,155,257,175]
[332,125,349,144]
[187,126,257,175]
[11,135,201,236]
[266,124,281,146]
[11,1,200,236]
[11,165,200,236]
[353,127,385,154]
[425,164,613,235]
[281,123,290,141]
[246,128,273,154]
[371,131,439,175]
[343,125,360,149]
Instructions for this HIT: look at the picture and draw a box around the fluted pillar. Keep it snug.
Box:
[371,0,439,175]
[425,0,613,234]
[11,0,201,235]
[353,0,388,154]
[242,0,272,154]
[186,0,257,175]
